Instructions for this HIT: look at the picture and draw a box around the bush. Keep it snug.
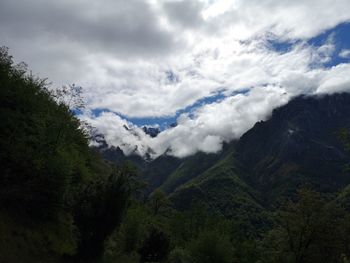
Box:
[73,168,132,259]
[168,247,192,263]
[189,230,234,263]
[138,226,170,262]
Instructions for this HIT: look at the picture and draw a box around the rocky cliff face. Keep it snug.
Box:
[235,93,350,200]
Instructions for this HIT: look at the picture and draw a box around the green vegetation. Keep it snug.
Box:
[0,47,134,262]
[2,47,350,263]
[160,151,224,194]
[104,186,350,263]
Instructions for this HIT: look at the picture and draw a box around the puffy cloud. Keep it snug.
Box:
[162,0,205,29]
[339,49,350,59]
[83,40,350,158]
[81,112,153,156]
[83,86,290,158]
[316,64,350,94]
[0,0,178,58]
[1,0,350,158]
[150,86,291,157]
[203,0,350,40]
[79,35,342,118]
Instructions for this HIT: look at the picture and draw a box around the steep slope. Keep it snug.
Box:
[169,146,270,234]
[235,93,350,202]
[95,136,182,193]
[140,155,182,193]
[159,143,232,194]
[151,93,350,233]
[97,93,350,214]
[98,143,225,195]
[96,137,232,195]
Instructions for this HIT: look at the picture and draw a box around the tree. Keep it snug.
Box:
[188,230,234,263]
[0,46,91,221]
[0,46,143,263]
[138,226,170,263]
[168,247,192,263]
[73,167,132,260]
[119,206,148,255]
[149,189,169,215]
[261,187,347,263]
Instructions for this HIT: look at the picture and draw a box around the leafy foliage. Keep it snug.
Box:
[149,188,169,215]
[73,168,132,259]
[0,47,133,262]
[0,47,92,220]
[138,226,170,262]
[261,187,350,263]
[189,230,234,263]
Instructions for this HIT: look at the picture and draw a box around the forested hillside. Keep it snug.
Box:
[2,47,350,263]
[97,94,350,262]
[0,47,136,262]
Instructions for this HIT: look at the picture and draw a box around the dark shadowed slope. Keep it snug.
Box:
[98,93,350,217]
[236,93,350,202]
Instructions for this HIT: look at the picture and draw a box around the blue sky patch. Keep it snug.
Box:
[308,22,350,67]
[90,89,233,130]
[266,22,350,67]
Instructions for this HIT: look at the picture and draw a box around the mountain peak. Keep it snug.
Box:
[142,126,161,138]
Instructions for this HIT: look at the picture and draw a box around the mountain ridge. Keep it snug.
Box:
[97,92,350,216]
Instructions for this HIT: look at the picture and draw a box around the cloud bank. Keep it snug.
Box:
[1,0,350,158]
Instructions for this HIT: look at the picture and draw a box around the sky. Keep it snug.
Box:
[1,0,350,158]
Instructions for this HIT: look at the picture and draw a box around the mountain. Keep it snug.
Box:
[4,45,350,262]
[235,93,350,202]
[98,93,350,221]
[142,126,161,138]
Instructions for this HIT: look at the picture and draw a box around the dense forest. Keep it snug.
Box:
[1,47,350,263]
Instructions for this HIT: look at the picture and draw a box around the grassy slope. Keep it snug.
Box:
[159,151,226,194]
[168,146,271,234]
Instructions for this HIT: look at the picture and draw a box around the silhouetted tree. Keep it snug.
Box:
[189,230,234,263]
[138,226,170,262]
[261,187,347,263]
[73,168,132,260]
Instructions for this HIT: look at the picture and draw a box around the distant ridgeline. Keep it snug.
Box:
[2,45,350,263]
[93,92,350,262]
[98,93,350,209]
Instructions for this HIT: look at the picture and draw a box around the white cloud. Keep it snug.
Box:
[81,111,153,156]
[316,64,350,94]
[83,86,290,158]
[151,86,291,157]
[83,39,350,158]
[78,36,339,118]
[1,0,350,158]
[339,49,350,59]
[202,0,350,40]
